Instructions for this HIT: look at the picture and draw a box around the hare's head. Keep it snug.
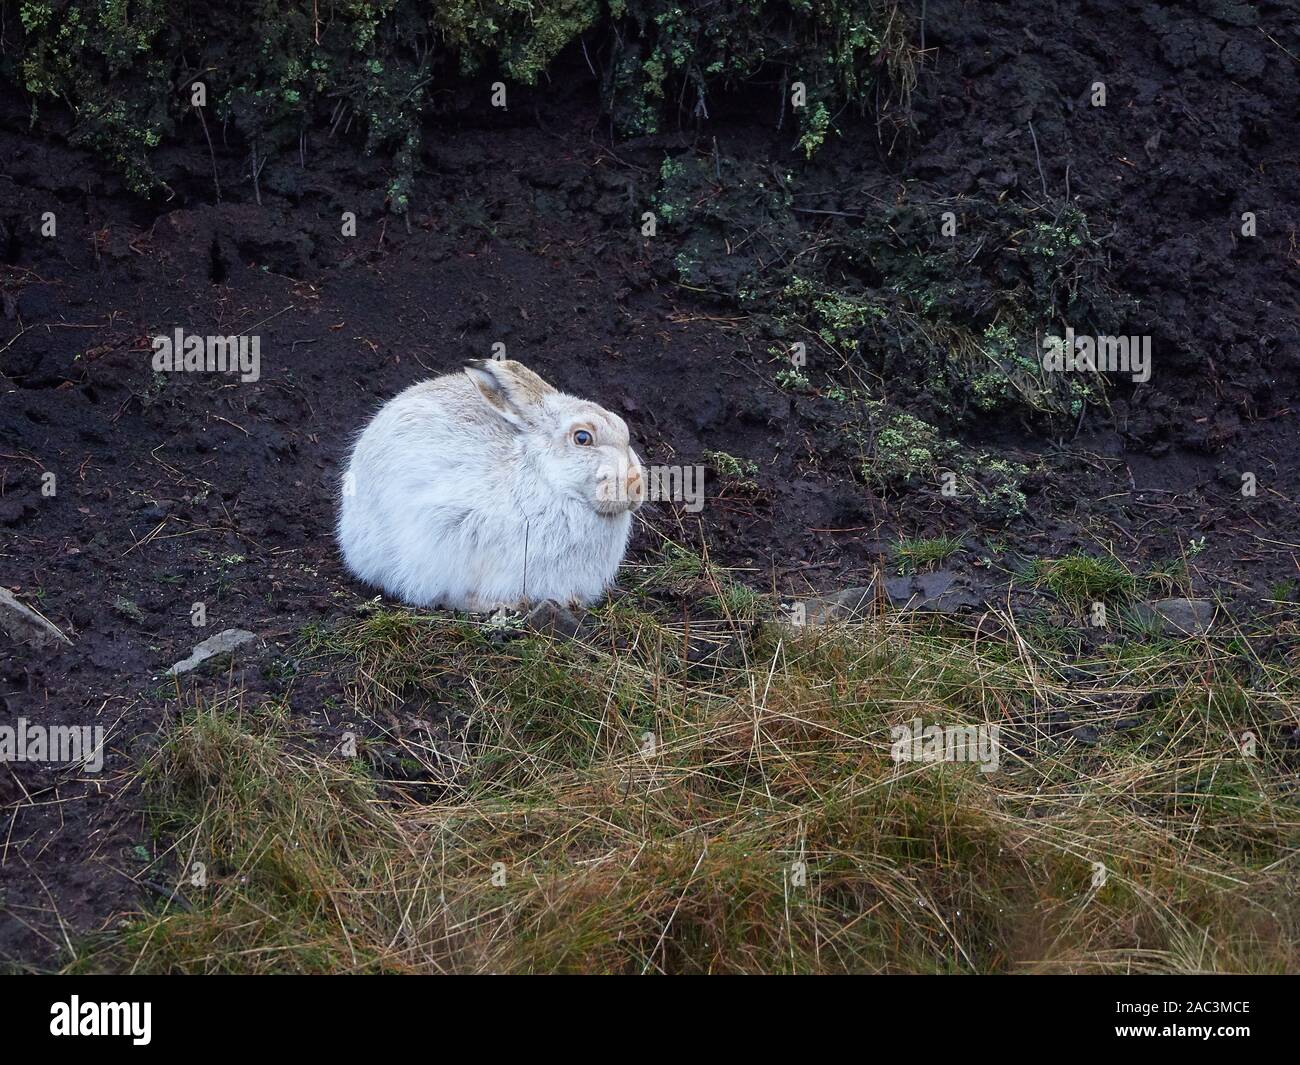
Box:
[464,360,645,517]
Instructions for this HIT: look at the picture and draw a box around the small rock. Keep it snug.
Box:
[800,586,877,626]
[112,596,145,623]
[0,496,32,527]
[163,628,259,676]
[685,635,746,671]
[1065,724,1102,746]
[139,500,174,521]
[0,588,72,648]
[1138,598,1215,636]
[894,570,984,612]
[794,570,986,628]
[524,601,584,640]
[1135,689,1171,711]
[739,389,791,428]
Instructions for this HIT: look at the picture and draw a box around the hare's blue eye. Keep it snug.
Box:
[573,429,593,446]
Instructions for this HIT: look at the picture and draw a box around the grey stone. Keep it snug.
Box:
[0,588,72,648]
[886,570,982,612]
[164,628,259,676]
[524,601,584,640]
[1138,598,1215,636]
[797,586,877,626]
[793,570,986,628]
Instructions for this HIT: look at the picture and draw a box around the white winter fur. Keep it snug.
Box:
[337,360,644,610]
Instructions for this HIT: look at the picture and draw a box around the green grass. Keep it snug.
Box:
[702,450,760,491]
[67,577,1300,974]
[894,535,963,573]
[1030,551,1137,604]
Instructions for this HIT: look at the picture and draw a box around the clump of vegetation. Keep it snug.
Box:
[802,201,1125,421]
[5,1,912,202]
[1029,550,1220,618]
[858,399,1029,519]
[655,143,1132,431]
[702,449,759,491]
[782,276,889,355]
[14,0,170,193]
[1031,552,1137,605]
[631,540,762,622]
[71,581,1300,974]
[775,366,813,391]
[894,535,963,573]
[654,155,692,223]
[606,0,914,144]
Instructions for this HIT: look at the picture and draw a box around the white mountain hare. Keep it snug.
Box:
[338,359,645,611]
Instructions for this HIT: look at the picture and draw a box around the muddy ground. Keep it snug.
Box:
[1,1,1298,968]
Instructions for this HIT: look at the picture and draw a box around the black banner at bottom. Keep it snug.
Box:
[0,975,1287,1050]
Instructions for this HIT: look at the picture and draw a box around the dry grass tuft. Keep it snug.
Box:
[72,588,1300,973]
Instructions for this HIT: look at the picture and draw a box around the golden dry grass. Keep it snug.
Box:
[72,580,1300,974]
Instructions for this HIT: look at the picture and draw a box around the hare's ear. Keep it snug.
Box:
[464,359,556,429]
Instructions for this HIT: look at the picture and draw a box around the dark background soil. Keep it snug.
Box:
[1,0,1297,969]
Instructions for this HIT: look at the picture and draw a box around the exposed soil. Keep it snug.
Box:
[1,0,1298,968]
